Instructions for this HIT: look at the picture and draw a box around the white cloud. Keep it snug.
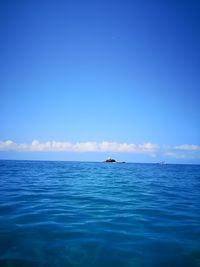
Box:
[0,140,16,150]
[0,140,158,154]
[164,144,200,159]
[164,151,188,159]
[137,142,158,153]
[1,140,199,159]
[98,141,133,153]
[174,144,200,151]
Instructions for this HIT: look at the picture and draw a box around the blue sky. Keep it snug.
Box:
[0,0,200,163]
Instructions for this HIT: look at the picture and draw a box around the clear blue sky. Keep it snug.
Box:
[0,0,200,163]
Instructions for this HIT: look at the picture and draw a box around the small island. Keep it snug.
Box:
[104,158,116,163]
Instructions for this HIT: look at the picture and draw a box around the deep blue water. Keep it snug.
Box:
[0,160,200,267]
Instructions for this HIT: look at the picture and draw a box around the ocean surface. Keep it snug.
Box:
[0,160,200,267]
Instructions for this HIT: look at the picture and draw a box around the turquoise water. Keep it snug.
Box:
[0,160,200,267]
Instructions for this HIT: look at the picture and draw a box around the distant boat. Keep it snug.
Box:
[158,161,165,165]
[104,158,116,163]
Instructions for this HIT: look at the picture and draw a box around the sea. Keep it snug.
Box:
[0,160,200,267]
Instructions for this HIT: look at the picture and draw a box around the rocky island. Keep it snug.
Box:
[104,158,116,163]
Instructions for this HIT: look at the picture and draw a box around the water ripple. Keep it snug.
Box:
[0,160,200,267]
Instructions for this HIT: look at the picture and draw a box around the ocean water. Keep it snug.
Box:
[0,160,200,267]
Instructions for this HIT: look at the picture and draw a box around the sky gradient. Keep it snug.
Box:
[0,0,200,163]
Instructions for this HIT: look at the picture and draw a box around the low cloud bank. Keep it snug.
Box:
[174,144,200,151]
[1,140,199,159]
[0,140,157,154]
[164,144,200,159]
